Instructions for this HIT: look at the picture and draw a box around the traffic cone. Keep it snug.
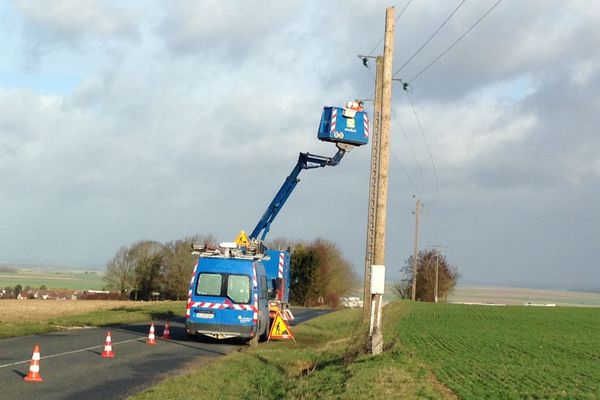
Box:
[161,321,171,339]
[24,345,43,382]
[146,323,157,345]
[101,331,114,358]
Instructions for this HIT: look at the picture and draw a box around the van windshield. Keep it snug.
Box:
[196,273,250,304]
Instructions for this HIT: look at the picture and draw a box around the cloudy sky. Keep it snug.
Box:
[1,0,598,291]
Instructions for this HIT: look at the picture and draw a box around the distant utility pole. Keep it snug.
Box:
[411,199,421,301]
[364,6,394,356]
[435,255,439,303]
[430,245,448,303]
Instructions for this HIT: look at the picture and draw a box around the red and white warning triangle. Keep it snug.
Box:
[267,311,295,343]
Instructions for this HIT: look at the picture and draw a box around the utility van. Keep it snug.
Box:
[185,243,270,344]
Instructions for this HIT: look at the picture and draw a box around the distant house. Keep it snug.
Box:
[25,289,79,300]
[55,290,77,300]
[14,288,119,301]
[80,290,121,300]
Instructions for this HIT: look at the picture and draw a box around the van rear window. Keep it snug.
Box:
[227,275,250,304]
[195,273,250,304]
[196,273,222,296]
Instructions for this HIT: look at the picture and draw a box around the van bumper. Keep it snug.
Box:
[186,321,254,339]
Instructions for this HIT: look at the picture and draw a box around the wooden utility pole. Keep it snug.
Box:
[363,55,383,320]
[367,6,394,356]
[411,199,421,301]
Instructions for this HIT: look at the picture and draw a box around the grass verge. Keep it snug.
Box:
[0,301,185,338]
[130,306,446,400]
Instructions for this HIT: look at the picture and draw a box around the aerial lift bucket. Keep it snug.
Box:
[317,104,369,147]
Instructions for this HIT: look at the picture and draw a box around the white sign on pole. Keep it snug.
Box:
[370,264,385,295]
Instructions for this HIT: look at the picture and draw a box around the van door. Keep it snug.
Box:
[220,273,255,336]
[258,271,270,337]
[191,272,224,331]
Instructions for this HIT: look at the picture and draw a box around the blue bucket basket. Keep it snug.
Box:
[317,106,369,146]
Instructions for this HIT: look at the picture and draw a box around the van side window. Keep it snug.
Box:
[197,273,222,296]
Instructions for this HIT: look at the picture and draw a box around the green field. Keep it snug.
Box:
[393,302,600,399]
[131,301,600,400]
[0,269,105,290]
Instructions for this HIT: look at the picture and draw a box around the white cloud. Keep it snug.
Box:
[394,95,535,170]
[13,0,139,42]
[570,60,598,86]
[0,1,599,290]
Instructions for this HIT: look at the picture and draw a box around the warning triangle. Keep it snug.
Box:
[268,311,295,343]
[234,230,250,247]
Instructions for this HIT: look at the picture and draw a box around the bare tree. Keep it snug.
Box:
[162,234,216,300]
[266,237,298,251]
[104,245,136,297]
[396,249,459,302]
[129,240,164,301]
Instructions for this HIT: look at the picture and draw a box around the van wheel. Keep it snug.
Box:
[249,334,259,347]
[259,320,271,342]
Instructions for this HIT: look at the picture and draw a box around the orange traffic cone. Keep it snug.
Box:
[24,345,43,382]
[146,323,157,345]
[101,331,114,358]
[161,321,171,339]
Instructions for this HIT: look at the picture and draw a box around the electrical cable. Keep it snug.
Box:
[366,0,414,57]
[391,148,419,195]
[409,0,504,83]
[391,106,424,193]
[406,91,440,203]
[421,206,449,251]
[394,0,468,76]
[363,63,420,194]
[361,46,422,196]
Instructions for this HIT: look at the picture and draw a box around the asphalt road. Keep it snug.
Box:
[0,307,330,400]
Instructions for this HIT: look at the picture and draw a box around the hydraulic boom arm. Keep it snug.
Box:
[249,147,347,241]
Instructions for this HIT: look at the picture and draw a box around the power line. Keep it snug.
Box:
[391,106,424,193]
[406,91,440,202]
[421,205,450,258]
[366,0,414,57]
[359,0,414,100]
[409,0,504,83]
[362,58,421,195]
[391,148,419,194]
[364,60,420,194]
[394,0,468,76]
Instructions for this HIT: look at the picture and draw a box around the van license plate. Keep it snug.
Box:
[196,312,214,319]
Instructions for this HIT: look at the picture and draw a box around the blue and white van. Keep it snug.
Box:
[185,243,270,344]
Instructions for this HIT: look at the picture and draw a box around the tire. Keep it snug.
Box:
[249,334,259,347]
[259,318,271,342]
